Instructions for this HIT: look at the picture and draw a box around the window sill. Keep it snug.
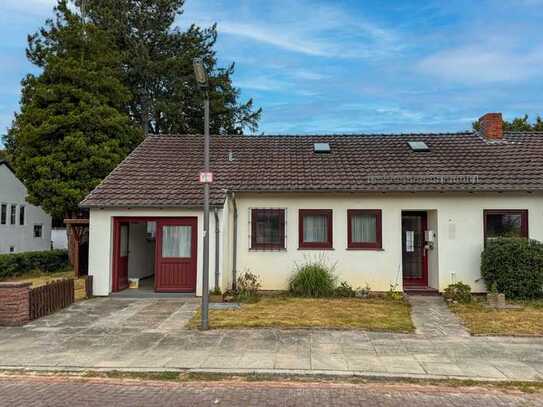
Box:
[249,248,287,252]
[298,247,334,251]
[346,247,384,251]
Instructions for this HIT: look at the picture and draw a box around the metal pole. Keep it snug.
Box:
[201,92,210,330]
[214,208,220,290]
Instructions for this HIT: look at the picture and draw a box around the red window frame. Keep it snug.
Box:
[298,209,333,249]
[483,209,528,241]
[347,209,382,250]
[251,209,286,250]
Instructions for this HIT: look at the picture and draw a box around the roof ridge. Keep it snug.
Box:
[148,132,476,138]
[505,131,543,134]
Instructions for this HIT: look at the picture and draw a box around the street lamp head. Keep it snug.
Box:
[193,57,208,87]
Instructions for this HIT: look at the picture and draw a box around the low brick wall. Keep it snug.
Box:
[0,282,31,326]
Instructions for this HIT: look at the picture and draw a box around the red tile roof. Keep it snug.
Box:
[80,132,543,208]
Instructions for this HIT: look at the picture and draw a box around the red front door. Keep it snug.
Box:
[155,218,197,292]
[402,212,428,287]
[114,222,129,292]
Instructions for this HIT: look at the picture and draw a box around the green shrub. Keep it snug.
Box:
[335,281,356,297]
[443,282,472,303]
[481,237,543,299]
[355,283,371,299]
[232,270,261,303]
[289,257,337,297]
[385,283,404,301]
[209,287,222,296]
[0,250,69,279]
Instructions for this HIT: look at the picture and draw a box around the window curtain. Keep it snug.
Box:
[162,226,191,257]
[352,214,377,243]
[303,215,327,242]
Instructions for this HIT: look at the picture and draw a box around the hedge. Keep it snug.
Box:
[0,249,69,279]
[481,237,543,299]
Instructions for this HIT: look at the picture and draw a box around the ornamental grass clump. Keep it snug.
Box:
[288,256,337,298]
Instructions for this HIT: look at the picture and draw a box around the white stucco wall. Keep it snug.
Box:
[88,207,224,296]
[0,163,52,254]
[88,191,543,296]
[233,192,543,293]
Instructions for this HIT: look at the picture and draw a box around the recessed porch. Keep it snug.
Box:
[401,210,439,293]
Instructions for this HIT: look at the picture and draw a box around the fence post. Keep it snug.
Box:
[0,282,31,326]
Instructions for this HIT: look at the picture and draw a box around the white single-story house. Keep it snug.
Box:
[81,113,543,296]
[0,160,52,254]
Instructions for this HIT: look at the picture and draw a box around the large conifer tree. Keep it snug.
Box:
[4,1,142,218]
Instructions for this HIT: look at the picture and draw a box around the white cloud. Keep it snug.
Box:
[235,76,289,91]
[181,0,402,59]
[219,22,328,57]
[418,45,543,84]
[292,69,327,81]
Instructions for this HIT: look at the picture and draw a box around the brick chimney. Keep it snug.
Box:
[479,113,503,140]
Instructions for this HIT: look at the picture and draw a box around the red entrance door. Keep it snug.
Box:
[114,222,129,291]
[155,218,197,292]
[402,212,428,288]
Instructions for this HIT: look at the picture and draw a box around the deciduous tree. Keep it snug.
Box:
[82,0,262,135]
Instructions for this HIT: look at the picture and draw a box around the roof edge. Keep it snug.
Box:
[0,160,15,174]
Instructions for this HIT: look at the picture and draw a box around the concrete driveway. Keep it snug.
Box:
[1,297,543,381]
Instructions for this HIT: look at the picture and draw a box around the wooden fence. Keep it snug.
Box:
[29,279,75,320]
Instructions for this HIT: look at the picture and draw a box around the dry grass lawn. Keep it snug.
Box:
[190,296,414,332]
[0,270,75,288]
[450,300,543,336]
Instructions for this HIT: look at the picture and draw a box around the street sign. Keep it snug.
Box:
[199,172,213,183]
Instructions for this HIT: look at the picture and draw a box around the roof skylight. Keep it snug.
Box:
[314,143,331,153]
[407,141,430,152]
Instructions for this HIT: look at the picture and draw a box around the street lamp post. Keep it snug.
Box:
[193,58,210,330]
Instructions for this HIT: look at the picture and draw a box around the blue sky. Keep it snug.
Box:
[1,0,543,137]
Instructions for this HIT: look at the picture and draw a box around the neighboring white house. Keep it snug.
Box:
[51,228,68,250]
[81,113,543,296]
[0,160,52,254]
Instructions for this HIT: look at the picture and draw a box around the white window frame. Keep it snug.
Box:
[33,224,43,239]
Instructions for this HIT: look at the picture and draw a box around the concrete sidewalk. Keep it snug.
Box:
[1,297,543,382]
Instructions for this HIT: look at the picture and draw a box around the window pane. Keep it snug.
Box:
[33,225,43,238]
[351,214,377,243]
[303,215,327,242]
[254,210,283,246]
[0,204,5,224]
[147,221,156,239]
[10,205,16,225]
[486,213,523,238]
[19,206,25,225]
[162,225,191,257]
[120,224,129,256]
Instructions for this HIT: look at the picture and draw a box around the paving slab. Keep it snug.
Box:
[408,295,470,337]
[1,296,543,382]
